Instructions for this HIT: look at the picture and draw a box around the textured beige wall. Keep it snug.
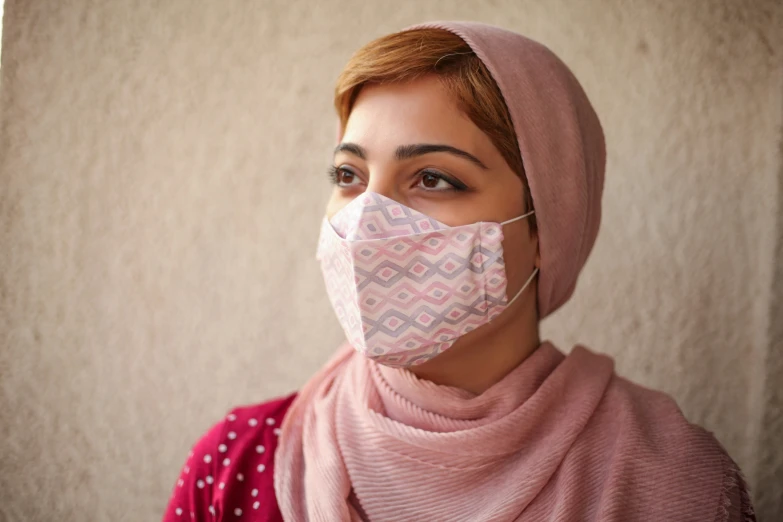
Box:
[0,1,780,521]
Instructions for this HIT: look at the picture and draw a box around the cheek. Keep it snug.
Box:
[325,190,351,219]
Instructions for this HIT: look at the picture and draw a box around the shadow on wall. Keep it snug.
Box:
[756,114,783,521]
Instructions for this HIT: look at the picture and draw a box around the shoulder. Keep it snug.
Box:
[223,393,298,443]
[587,375,755,520]
[603,374,725,454]
[162,393,297,521]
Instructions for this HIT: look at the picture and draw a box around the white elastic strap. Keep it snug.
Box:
[501,209,535,226]
[505,266,539,308]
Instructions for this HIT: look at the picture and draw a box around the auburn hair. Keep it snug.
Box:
[334,28,535,223]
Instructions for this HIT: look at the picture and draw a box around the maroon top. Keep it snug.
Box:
[163,394,296,522]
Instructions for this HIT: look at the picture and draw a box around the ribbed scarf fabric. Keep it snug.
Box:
[275,342,732,520]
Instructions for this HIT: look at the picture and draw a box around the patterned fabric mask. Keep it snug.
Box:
[316,192,537,367]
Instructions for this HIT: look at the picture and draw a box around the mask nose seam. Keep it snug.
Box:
[480,226,490,320]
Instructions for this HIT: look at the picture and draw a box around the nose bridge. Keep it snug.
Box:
[365,166,401,203]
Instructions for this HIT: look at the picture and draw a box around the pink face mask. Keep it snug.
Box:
[316,192,538,368]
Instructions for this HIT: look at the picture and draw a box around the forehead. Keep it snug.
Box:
[342,76,490,153]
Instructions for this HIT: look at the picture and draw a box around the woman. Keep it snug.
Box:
[163,21,754,521]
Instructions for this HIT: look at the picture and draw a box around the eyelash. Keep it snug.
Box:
[327,166,468,192]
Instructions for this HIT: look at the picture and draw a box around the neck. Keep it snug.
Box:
[408,298,540,394]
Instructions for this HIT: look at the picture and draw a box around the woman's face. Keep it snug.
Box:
[327,75,539,301]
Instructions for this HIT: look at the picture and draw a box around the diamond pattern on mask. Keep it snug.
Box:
[317,193,511,367]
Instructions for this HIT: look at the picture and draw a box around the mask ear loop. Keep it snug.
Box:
[506,266,539,308]
[498,209,538,307]
[500,209,535,226]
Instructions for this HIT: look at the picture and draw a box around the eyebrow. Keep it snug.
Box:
[333,142,489,170]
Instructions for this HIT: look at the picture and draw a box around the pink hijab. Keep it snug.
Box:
[275,22,751,521]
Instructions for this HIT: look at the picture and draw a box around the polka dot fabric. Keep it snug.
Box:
[163,394,296,521]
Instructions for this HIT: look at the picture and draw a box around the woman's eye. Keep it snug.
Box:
[417,171,464,191]
[330,167,361,187]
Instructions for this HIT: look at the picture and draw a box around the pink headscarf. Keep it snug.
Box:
[275,22,750,521]
[424,22,607,319]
